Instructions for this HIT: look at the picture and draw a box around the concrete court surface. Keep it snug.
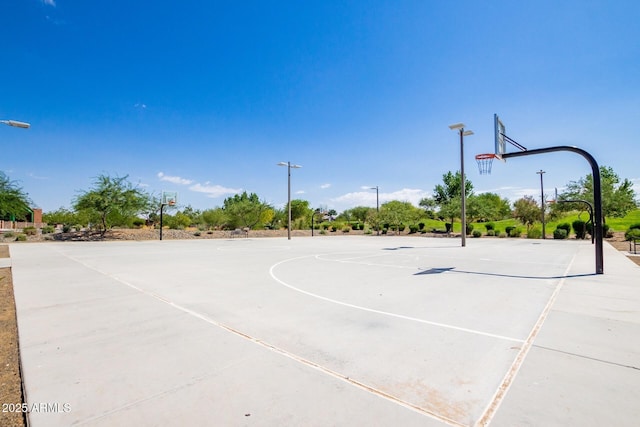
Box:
[9,236,640,427]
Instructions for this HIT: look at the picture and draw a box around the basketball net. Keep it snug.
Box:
[475,153,497,175]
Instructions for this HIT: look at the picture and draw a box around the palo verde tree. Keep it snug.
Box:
[222,191,272,229]
[73,174,150,236]
[0,171,32,221]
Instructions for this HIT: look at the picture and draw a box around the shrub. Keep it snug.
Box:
[509,227,522,238]
[485,222,495,232]
[381,228,388,235]
[398,224,406,232]
[527,228,542,239]
[472,230,482,238]
[505,226,515,235]
[194,231,201,236]
[466,223,474,235]
[445,223,453,233]
[498,232,507,238]
[62,225,71,233]
[207,230,213,234]
[625,228,640,241]
[42,225,55,234]
[409,225,419,234]
[23,226,37,236]
[557,223,571,234]
[554,228,568,239]
[572,220,587,239]
[4,232,14,238]
[15,234,27,241]
[486,230,495,237]
[351,223,359,230]
[132,218,145,228]
[342,226,350,233]
[418,222,425,231]
[629,223,640,231]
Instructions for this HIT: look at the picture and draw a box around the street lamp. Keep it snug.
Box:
[368,186,379,235]
[537,170,546,239]
[448,123,473,247]
[277,161,302,240]
[1,120,30,129]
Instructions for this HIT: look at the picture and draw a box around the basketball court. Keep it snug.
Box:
[10,235,640,426]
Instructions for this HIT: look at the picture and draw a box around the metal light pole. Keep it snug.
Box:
[537,170,546,239]
[277,161,302,240]
[368,186,379,235]
[448,123,473,247]
[1,120,31,129]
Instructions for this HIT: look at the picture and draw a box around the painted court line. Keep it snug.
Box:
[474,252,578,426]
[54,248,463,426]
[270,254,525,344]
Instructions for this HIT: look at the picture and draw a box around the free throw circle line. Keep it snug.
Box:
[269,254,525,344]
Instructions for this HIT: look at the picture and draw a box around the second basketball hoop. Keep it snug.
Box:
[475,153,497,175]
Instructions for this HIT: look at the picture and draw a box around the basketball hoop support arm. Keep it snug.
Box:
[502,145,603,274]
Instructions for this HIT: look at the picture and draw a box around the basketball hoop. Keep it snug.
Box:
[475,153,497,175]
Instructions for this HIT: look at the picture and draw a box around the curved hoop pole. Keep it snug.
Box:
[503,146,603,274]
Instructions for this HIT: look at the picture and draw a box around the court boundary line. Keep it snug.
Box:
[474,252,578,426]
[51,248,464,427]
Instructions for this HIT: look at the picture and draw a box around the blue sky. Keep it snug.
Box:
[2,0,639,214]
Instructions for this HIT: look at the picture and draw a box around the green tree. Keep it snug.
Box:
[467,192,512,222]
[223,191,271,229]
[558,166,637,222]
[421,171,473,228]
[289,199,311,229]
[73,174,150,236]
[201,207,228,229]
[513,196,540,231]
[0,171,32,221]
[379,201,421,234]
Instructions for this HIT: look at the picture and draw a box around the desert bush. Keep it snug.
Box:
[23,226,37,236]
[4,232,14,238]
[485,222,495,231]
[486,230,495,237]
[505,226,515,235]
[472,230,482,238]
[132,218,145,228]
[42,225,55,234]
[194,231,201,236]
[15,234,27,241]
[499,232,507,238]
[342,226,350,233]
[466,223,474,235]
[557,223,571,234]
[409,225,419,234]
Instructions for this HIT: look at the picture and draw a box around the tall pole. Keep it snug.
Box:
[278,161,301,240]
[369,186,380,235]
[537,170,546,239]
[459,129,466,247]
[287,161,292,240]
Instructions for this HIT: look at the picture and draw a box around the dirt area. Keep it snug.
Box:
[0,230,637,424]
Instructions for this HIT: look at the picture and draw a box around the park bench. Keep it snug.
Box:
[229,228,249,238]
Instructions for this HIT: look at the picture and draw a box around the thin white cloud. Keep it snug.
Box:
[332,188,429,208]
[134,103,147,109]
[43,0,56,6]
[320,183,331,189]
[157,172,193,185]
[189,183,242,198]
[296,190,306,194]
